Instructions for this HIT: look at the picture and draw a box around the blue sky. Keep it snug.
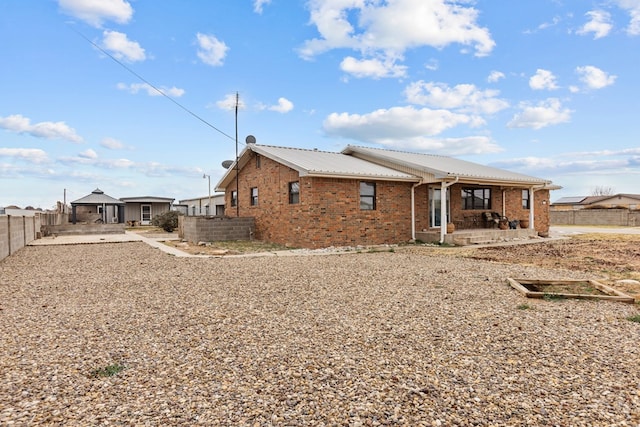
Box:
[2,0,639,209]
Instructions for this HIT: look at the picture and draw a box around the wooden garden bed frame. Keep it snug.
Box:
[507,278,635,303]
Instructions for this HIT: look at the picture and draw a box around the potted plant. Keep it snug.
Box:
[520,219,529,228]
[446,222,455,233]
[498,219,509,230]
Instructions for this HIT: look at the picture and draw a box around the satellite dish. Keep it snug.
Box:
[221,160,234,169]
[245,135,256,144]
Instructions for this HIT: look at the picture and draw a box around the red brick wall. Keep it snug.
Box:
[225,153,551,246]
[225,153,414,248]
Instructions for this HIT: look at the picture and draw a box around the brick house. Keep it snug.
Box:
[215,144,556,248]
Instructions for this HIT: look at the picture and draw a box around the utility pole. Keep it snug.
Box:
[235,91,239,217]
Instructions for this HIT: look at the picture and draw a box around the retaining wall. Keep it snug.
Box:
[551,209,640,226]
[180,216,255,243]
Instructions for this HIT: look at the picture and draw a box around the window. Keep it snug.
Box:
[255,154,261,169]
[522,189,530,209]
[360,182,376,210]
[250,187,258,206]
[230,191,237,207]
[462,187,491,210]
[289,181,299,204]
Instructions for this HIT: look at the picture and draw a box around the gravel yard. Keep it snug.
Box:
[1,242,639,426]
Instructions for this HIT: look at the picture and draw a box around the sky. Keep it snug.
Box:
[1,0,639,209]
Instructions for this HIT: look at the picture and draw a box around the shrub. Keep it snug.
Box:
[152,211,179,232]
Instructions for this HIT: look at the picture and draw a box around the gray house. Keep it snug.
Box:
[120,196,175,226]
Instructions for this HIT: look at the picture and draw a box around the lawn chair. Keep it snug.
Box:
[482,212,501,228]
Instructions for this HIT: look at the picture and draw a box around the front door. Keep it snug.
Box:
[141,204,152,225]
[429,187,450,228]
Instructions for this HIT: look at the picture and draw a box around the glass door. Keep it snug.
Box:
[141,204,151,225]
[429,187,450,228]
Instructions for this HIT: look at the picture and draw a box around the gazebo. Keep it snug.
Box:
[70,188,125,224]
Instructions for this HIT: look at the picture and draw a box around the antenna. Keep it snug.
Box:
[221,160,234,169]
[245,135,256,144]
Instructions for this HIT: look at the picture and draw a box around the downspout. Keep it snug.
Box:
[440,177,459,243]
[411,182,421,241]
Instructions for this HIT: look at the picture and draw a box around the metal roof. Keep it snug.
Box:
[215,144,555,191]
[342,145,551,185]
[119,196,175,203]
[553,196,588,205]
[71,188,124,205]
[215,144,418,190]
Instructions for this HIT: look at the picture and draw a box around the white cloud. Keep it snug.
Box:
[0,148,49,163]
[79,149,98,159]
[577,10,613,39]
[340,56,407,79]
[0,114,83,143]
[529,69,559,90]
[58,0,133,27]
[196,33,229,67]
[613,0,640,35]
[102,30,146,62]
[299,0,494,75]
[117,82,185,97]
[373,136,502,156]
[507,98,572,130]
[487,70,505,83]
[268,98,294,113]
[253,0,271,14]
[215,93,246,110]
[404,81,509,115]
[576,65,617,89]
[100,137,124,150]
[323,106,477,145]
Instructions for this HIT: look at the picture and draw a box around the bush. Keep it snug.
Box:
[152,211,179,232]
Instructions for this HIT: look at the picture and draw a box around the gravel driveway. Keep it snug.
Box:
[1,242,639,426]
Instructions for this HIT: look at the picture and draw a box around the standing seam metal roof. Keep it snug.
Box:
[342,145,551,184]
[249,145,418,179]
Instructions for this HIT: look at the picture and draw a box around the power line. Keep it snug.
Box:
[68,24,237,143]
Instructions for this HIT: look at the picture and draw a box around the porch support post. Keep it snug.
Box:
[439,177,459,243]
[410,183,418,241]
[528,187,535,229]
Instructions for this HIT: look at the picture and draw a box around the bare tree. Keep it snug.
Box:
[591,185,615,196]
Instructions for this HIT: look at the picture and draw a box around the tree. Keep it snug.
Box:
[591,186,615,196]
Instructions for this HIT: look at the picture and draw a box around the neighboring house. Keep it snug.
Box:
[70,188,124,224]
[552,194,640,211]
[215,144,557,248]
[178,194,225,216]
[120,196,175,225]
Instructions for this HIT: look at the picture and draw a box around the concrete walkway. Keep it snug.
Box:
[28,231,196,257]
